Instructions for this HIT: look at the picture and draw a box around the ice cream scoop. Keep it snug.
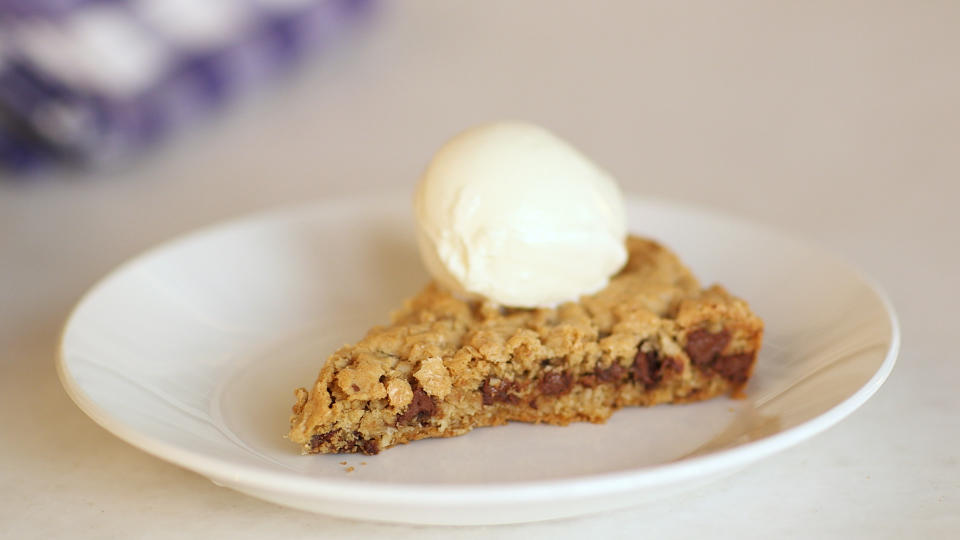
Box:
[413,122,628,308]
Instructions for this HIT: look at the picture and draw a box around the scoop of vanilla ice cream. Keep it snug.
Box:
[413,122,628,308]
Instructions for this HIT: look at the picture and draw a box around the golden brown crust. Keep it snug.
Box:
[288,236,764,454]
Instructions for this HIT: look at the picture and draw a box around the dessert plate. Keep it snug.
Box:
[58,194,899,525]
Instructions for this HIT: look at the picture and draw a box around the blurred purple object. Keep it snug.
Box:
[0,0,372,171]
[0,0,89,17]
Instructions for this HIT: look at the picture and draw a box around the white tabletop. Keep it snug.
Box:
[2,3,957,538]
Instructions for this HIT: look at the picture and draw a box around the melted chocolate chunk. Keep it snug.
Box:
[538,371,573,395]
[662,356,683,373]
[596,363,625,383]
[630,350,662,387]
[397,387,436,425]
[579,374,598,388]
[309,430,335,450]
[358,436,380,455]
[685,329,731,367]
[712,353,755,384]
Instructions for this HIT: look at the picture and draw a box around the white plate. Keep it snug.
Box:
[58,194,899,525]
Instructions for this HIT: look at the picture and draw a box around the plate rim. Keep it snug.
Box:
[56,194,901,506]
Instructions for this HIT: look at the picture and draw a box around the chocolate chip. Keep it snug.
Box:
[579,374,598,388]
[481,380,496,405]
[596,363,625,383]
[351,384,360,392]
[348,431,380,455]
[481,379,522,405]
[360,438,380,455]
[310,430,336,450]
[353,431,380,456]
[630,350,661,387]
[662,356,683,373]
[538,371,573,395]
[685,329,731,367]
[397,387,436,425]
[712,353,755,384]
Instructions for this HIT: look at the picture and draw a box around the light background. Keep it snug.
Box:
[1,2,957,538]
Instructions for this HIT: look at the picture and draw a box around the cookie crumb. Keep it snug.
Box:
[360,462,367,466]
[345,466,355,473]
[339,461,347,465]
